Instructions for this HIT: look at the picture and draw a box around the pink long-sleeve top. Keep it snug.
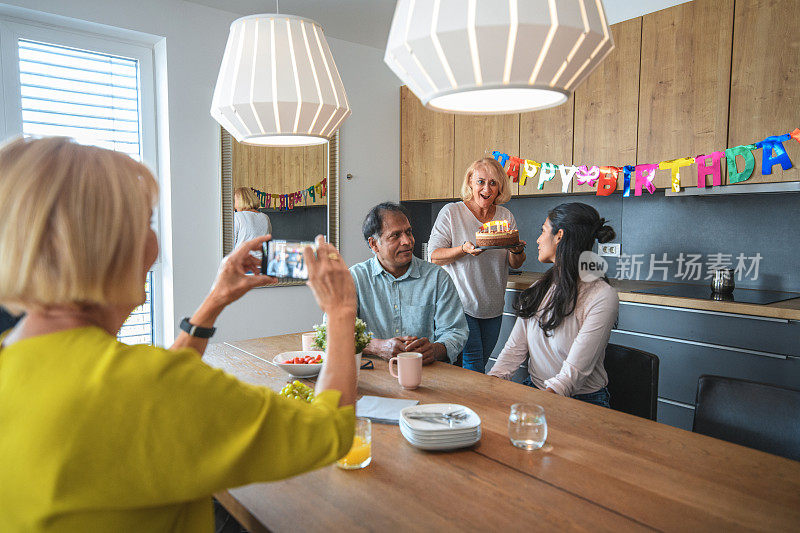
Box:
[488,279,619,396]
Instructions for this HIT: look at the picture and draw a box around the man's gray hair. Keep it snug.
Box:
[361,202,410,246]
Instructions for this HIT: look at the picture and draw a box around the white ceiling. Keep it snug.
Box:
[186,0,693,50]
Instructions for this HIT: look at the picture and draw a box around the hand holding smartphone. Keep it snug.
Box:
[261,239,318,280]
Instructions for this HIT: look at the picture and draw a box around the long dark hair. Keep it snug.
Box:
[513,203,615,336]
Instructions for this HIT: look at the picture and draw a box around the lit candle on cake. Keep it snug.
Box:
[475,220,519,248]
[480,220,510,233]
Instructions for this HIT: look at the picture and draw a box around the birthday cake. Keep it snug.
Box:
[475,220,519,248]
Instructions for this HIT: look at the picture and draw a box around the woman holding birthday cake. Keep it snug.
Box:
[428,158,526,373]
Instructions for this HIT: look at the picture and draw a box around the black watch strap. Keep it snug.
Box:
[180,318,216,338]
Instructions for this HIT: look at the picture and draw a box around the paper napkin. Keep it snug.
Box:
[356,396,419,425]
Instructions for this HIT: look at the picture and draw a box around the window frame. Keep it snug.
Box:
[0,15,163,346]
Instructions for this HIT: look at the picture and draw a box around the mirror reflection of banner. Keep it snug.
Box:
[490,127,799,197]
[250,178,327,210]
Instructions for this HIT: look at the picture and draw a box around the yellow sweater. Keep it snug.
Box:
[0,327,355,532]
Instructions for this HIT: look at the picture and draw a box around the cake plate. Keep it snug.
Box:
[474,244,517,250]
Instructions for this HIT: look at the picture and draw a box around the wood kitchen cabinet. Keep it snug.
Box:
[283,146,305,205]
[302,144,327,207]
[728,0,800,184]
[231,141,327,208]
[277,146,327,207]
[400,84,519,200]
[637,0,734,189]
[400,85,455,200]
[397,0,798,201]
[453,113,519,198]
[518,95,573,196]
[233,140,273,197]
[573,18,641,194]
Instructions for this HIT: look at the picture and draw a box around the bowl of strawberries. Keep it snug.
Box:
[273,351,325,378]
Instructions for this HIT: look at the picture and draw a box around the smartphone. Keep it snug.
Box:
[261,240,317,280]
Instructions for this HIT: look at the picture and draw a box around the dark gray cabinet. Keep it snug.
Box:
[656,399,694,431]
[617,302,800,357]
[485,312,528,383]
[614,300,800,429]
[609,328,800,405]
[485,289,528,382]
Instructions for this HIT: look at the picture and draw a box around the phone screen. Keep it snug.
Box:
[261,240,317,280]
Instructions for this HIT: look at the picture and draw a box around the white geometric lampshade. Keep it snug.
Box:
[211,14,351,146]
[384,0,614,115]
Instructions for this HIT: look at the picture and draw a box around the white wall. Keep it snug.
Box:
[329,37,401,265]
[0,0,400,343]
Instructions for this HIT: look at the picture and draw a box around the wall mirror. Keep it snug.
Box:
[220,128,340,287]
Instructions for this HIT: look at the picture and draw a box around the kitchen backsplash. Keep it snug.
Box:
[403,192,800,293]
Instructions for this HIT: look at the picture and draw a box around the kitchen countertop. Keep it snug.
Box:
[507,272,800,321]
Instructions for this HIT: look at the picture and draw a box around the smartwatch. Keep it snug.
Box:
[180,318,216,338]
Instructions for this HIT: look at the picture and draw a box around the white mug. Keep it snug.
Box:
[301,332,317,351]
[389,352,422,390]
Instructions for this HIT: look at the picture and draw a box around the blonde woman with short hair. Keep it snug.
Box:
[233,186,272,255]
[0,137,357,532]
[428,158,526,373]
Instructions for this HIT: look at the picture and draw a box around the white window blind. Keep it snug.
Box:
[18,38,142,158]
[17,38,154,345]
[117,271,154,345]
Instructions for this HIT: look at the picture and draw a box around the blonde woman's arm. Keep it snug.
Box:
[304,235,358,407]
[507,241,527,269]
[171,235,277,355]
[430,242,483,264]
[428,203,483,265]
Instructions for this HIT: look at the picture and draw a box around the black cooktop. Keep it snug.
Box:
[631,284,800,305]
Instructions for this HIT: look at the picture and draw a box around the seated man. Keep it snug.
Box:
[266,251,289,277]
[350,202,468,365]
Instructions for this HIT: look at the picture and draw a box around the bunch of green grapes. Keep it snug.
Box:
[279,380,315,403]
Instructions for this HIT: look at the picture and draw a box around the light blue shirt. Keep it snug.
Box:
[350,255,469,363]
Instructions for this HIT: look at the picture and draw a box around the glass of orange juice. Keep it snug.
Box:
[336,417,371,469]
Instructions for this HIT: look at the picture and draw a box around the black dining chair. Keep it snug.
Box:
[693,375,800,461]
[603,344,659,420]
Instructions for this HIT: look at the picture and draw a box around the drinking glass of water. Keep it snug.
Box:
[508,403,547,450]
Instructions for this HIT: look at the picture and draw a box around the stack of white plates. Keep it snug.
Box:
[399,403,481,451]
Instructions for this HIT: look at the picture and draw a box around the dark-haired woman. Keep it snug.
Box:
[488,203,618,408]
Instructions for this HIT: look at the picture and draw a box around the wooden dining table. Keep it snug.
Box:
[204,333,800,532]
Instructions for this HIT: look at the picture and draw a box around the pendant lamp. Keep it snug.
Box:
[211,14,351,146]
[384,0,614,114]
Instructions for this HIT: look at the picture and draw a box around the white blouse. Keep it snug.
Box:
[233,210,272,258]
[428,202,517,318]
[488,279,619,396]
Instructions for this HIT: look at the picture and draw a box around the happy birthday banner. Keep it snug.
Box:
[491,127,800,196]
[250,178,327,210]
